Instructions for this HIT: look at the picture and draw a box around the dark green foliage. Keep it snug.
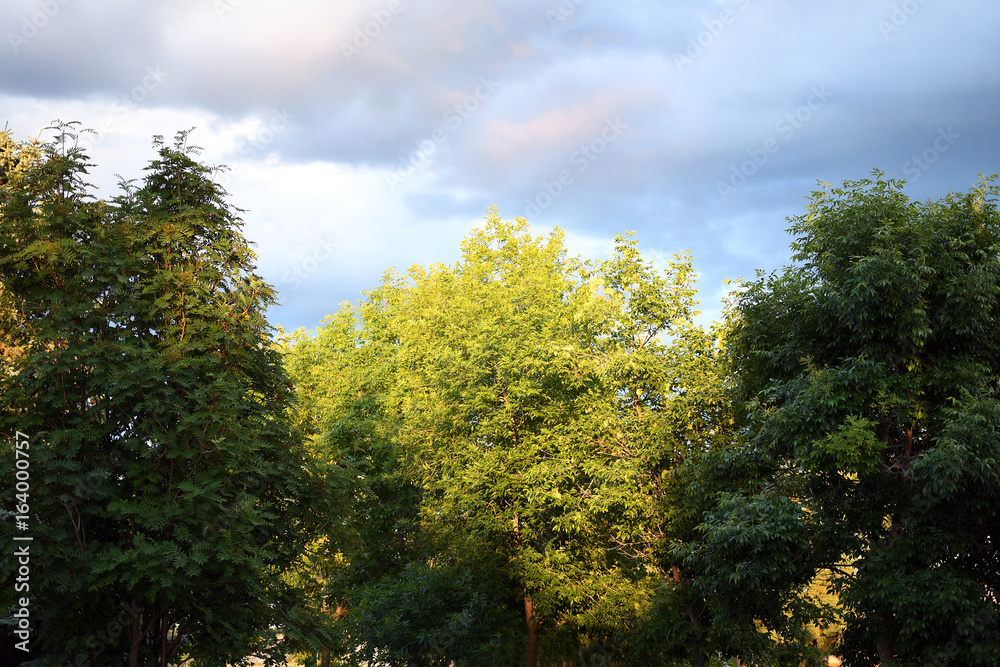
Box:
[0,125,333,666]
[344,559,523,666]
[721,172,1000,665]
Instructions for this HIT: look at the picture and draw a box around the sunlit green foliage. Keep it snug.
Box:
[286,211,724,666]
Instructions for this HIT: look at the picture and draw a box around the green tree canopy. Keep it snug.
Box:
[0,125,334,667]
[715,173,1000,666]
[286,211,724,666]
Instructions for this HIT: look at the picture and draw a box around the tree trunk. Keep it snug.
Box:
[874,612,894,665]
[875,636,894,666]
[129,600,141,667]
[525,595,540,667]
[317,600,342,667]
[515,512,541,667]
[673,564,708,667]
[158,609,169,667]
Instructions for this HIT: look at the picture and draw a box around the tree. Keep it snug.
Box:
[720,173,1000,665]
[629,320,753,667]
[290,211,716,666]
[0,125,333,667]
[282,304,436,666]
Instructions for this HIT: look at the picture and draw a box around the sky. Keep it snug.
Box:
[3,0,999,331]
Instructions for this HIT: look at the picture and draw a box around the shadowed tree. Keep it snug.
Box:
[712,173,1000,666]
[0,125,334,667]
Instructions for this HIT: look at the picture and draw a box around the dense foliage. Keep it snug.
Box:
[0,125,334,667]
[718,173,1000,666]
[284,214,732,666]
[3,122,999,667]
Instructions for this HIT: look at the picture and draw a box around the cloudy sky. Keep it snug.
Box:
[3,0,998,330]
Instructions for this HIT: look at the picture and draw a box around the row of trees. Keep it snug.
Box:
[284,172,1000,666]
[284,213,738,665]
[2,125,1000,666]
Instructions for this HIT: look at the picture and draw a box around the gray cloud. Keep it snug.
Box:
[2,0,999,330]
